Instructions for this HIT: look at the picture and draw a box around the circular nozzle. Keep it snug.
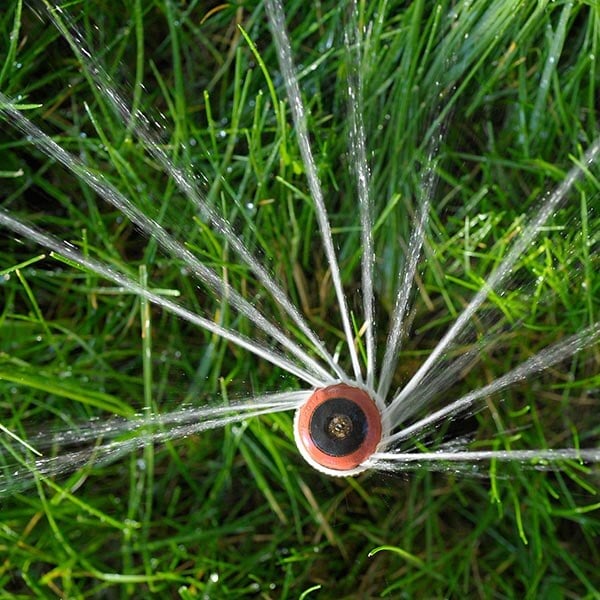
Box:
[294,383,383,476]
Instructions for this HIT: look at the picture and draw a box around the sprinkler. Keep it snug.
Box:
[294,383,387,476]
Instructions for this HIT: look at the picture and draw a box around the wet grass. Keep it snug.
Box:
[1,0,599,597]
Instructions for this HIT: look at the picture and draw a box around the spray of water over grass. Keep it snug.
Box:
[1,0,599,596]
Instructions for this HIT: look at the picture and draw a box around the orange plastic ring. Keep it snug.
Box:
[295,383,382,472]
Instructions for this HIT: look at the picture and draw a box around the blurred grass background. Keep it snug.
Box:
[1,0,599,597]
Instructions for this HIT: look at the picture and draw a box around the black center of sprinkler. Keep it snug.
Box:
[309,397,368,457]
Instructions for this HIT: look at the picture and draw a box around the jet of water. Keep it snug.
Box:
[41,0,348,383]
[385,321,600,445]
[265,0,364,383]
[345,0,377,388]
[0,391,307,496]
[0,94,334,385]
[0,210,324,386]
[387,136,600,412]
[371,448,600,473]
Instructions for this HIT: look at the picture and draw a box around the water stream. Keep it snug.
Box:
[0,0,598,493]
[0,94,333,385]
[344,0,376,388]
[44,2,348,383]
[387,135,600,414]
[0,211,323,387]
[1,391,307,495]
[265,0,363,382]
[385,321,600,447]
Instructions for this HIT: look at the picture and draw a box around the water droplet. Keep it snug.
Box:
[209,572,219,583]
[218,130,227,139]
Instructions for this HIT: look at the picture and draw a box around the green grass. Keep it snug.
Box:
[1,0,599,597]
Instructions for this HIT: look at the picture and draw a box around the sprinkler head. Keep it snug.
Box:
[294,383,383,476]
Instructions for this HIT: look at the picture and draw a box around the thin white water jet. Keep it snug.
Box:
[345,0,376,388]
[376,67,450,401]
[0,95,332,384]
[42,1,347,383]
[376,148,438,400]
[371,448,600,471]
[388,334,498,425]
[20,391,311,450]
[385,321,600,445]
[265,0,363,383]
[0,395,305,496]
[0,210,325,387]
[388,136,600,410]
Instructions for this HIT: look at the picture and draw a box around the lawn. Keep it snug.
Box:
[1,0,599,597]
